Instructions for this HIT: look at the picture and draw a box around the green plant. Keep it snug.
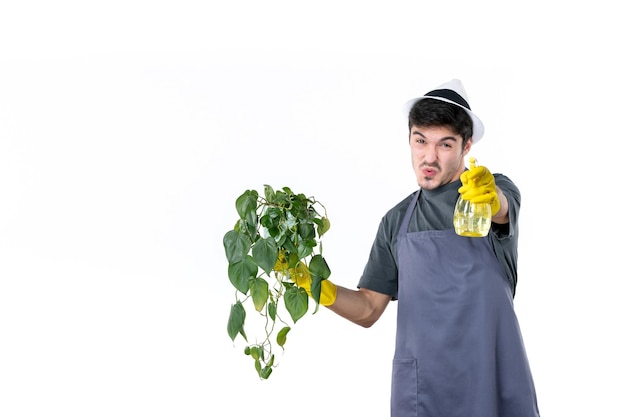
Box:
[224,185,332,379]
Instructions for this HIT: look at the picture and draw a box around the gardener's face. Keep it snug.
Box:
[409,125,471,190]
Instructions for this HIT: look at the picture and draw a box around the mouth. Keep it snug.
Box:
[422,167,438,177]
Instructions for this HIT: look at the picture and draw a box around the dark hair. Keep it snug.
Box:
[408,98,473,146]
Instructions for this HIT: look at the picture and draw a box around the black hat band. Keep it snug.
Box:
[424,88,471,110]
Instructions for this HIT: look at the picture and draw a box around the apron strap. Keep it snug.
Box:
[399,190,420,238]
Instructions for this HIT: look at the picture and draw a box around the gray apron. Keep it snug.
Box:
[391,191,539,417]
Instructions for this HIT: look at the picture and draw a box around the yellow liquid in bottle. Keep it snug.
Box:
[453,157,492,237]
[453,198,491,237]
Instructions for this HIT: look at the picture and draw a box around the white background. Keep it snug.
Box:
[1,1,624,416]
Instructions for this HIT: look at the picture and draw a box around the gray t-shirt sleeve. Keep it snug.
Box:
[357,194,414,299]
[357,217,399,299]
[490,174,521,294]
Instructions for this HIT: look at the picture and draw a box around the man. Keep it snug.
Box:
[298,79,540,416]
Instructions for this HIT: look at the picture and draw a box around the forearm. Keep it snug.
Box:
[326,286,391,328]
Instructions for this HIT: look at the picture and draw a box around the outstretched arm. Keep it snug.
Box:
[326,286,392,328]
[292,267,392,328]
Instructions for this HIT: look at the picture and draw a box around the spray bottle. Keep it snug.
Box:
[453,157,491,237]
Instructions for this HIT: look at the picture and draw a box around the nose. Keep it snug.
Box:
[423,145,438,165]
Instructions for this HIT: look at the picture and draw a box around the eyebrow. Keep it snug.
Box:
[410,129,459,142]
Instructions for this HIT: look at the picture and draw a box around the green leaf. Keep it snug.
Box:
[284,286,308,323]
[268,301,277,321]
[260,365,272,379]
[263,184,276,202]
[249,277,269,312]
[245,212,258,240]
[227,301,246,341]
[298,222,315,240]
[228,255,258,294]
[282,236,297,254]
[296,241,314,260]
[251,237,278,275]
[235,190,258,220]
[250,346,263,361]
[277,326,291,347]
[223,230,251,264]
[290,198,304,217]
[287,252,299,269]
[259,213,272,229]
[273,190,288,206]
[235,190,259,240]
[317,216,331,237]
[309,254,331,279]
[310,274,322,305]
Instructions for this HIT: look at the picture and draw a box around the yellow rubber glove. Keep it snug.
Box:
[274,255,337,306]
[458,161,501,215]
[291,263,337,306]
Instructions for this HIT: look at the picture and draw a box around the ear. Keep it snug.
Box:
[462,139,473,156]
